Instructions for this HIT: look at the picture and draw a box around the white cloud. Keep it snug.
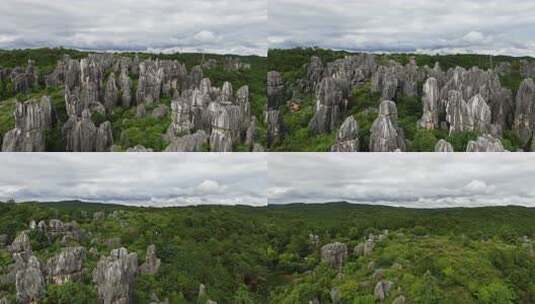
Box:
[269,0,535,57]
[268,153,535,208]
[0,153,268,207]
[0,0,268,56]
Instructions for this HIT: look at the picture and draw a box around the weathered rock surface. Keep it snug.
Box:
[2,96,55,152]
[445,90,474,134]
[267,71,285,110]
[45,246,85,285]
[93,248,138,304]
[15,255,45,304]
[434,139,454,152]
[320,242,348,270]
[374,280,393,302]
[165,130,209,152]
[419,77,440,129]
[309,77,348,134]
[513,78,535,146]
[330,116,359,152]
[370,100,406,152]
[126,145,154,152]
[468,94,491,133]
[466,135,505,152]
[139,245,160,275]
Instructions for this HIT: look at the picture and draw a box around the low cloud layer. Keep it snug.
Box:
[0,153,267,207]
[0,0,267,56]
[268,153,535,208]
[269,0,535,57]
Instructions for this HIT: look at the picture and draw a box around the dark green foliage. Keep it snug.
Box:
[446,131,480,152]
[2,202,535,303]
[411,129,438,152]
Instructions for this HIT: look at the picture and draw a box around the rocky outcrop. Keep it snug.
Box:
[136,61,164,104]
[330,116,359,152]
[374,280,393,302]
[45,246,85,285]
[126,145,154,152]
[139,245,160,275]
[165,130,209,152]
[267,71,285,110]
[445,90,473,134]
[309,77,348,134]
[320,242,348,270]
[2,96,55,152]
[434,139,454,152]
[209,108,234,152]
[419,77,440,129]
[513,78,535,146]
[369,100,406,152]
[265,109,284,147]
[8,231,32,256]
[93,248,138,304]
[466,135,505,152]
[468,94,491,133]
[151,105,168,119]
[392,295,406,304]
[118,68,133,107]
[104,73,119,111]
[16,255,45,304]
[167,98,194,137]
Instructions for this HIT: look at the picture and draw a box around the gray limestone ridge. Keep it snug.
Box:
[1,53,258,152]
[0,218,162,304]
[295,55,535,151]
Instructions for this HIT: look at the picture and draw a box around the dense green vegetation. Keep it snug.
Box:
[2,201,535,303]
[268,48,531,152]
[0,48,267,151]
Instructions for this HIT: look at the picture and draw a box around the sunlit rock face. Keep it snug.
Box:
[331,116,360,152]
[2,96,55,152]
[93,248,138,304]
[369,100,406,152]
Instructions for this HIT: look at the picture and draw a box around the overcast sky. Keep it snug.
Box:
[0,153,267,207]
[269,0,535,57]
[0,0,267,56]
[268,153,535,208]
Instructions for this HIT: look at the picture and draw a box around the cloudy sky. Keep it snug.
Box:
[0,0,267,56]
[0,153,267,207]
[269,0,535,57]
[268,153,535,208]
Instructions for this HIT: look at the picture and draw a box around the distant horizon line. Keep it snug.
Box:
[2,200,533,210]
[2,46,535,60]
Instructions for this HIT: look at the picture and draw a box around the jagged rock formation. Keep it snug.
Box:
[369,101,406,152]
[104,73,119,111]
[330,116,359,152]
[374,280,393,302]
[62,109,113,152]
[320,242,348,270]
[266,71,285,147]
[445,90,473,134]
[468,94,491,133]
[513,78,535,146]
[45,246,85,285]
[2,96,55,152]
[136,61,164,104]
[4,60,39,94]
[139,245,160,275]
[165,130,208,152]
[434,139,454,152]
[419,77,440,129]
[15,255,45,304]
[93,248,138,304]
[466,135,505,152]
[309,77,348,134]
